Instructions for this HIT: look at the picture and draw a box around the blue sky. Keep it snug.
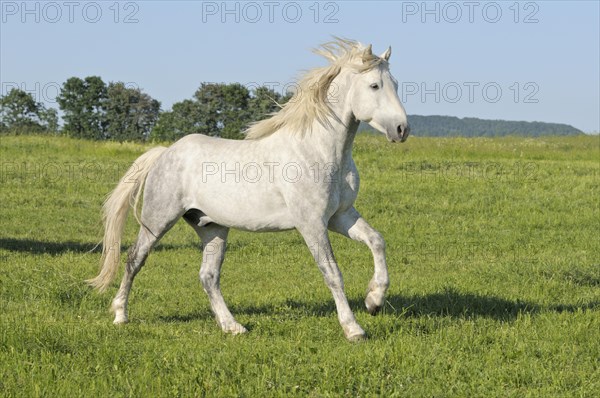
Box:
[1,1,599,132]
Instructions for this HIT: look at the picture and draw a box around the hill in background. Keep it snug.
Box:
[359,115,584,137]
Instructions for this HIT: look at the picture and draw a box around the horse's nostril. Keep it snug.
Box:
[397,124,410,141]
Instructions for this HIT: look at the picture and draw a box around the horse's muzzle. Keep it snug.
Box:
[389,123,410,143]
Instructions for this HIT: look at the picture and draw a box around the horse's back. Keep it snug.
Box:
[145,134,295,231]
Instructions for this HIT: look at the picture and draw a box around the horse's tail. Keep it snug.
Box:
[87,146,168,292]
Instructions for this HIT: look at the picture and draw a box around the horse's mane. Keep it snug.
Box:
[244,38,384,140]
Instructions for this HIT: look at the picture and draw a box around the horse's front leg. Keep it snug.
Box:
[329,208,389,315]
[298,224,366,341]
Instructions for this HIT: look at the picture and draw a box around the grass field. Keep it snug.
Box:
[1,134,598,397]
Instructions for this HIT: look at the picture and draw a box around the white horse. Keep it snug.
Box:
[88,39,409,341]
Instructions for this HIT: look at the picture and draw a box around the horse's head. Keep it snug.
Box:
[348,45,410,143]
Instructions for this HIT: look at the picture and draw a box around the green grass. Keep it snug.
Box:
[1,134,598,397]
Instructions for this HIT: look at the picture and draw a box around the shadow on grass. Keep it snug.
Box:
[0,237,197,256]
[383,289,539,321]
[157,311,213,323]
[227,288,598,323]
[119,288,598,333]
[0,238,100,255]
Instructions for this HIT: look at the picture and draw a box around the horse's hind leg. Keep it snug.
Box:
[189,222,246,335]
[111,227,158,324]
[112,208,182,324]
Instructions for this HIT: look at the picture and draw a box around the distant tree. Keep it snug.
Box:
[150,99,205,141]
[57,76,107,139]
[0,88,58,134]
[248,86,292,123]
[39,107,59,134]
[150,83,293,142]
[193,83,252,139]
[151,83,248,141]
[104,82,161,141]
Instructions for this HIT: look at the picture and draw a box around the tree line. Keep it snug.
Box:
[1,77,584,140]
[0,76,291,141]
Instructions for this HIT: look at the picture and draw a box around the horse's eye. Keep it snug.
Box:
[370,83,379,90]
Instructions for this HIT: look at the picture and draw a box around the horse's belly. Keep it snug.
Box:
[189,183,295,232]
[212,205,296,232]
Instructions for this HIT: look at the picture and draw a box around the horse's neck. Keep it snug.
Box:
[302,71,360,163]
[303,112,359,165]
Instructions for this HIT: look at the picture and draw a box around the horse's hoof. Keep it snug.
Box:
[344,323,367,342]
[223,322,248,335]
[113,317,128,325]
[346,331,367,342]
[365,294,382,315]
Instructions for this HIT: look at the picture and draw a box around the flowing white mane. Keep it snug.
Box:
[244,38,385,140]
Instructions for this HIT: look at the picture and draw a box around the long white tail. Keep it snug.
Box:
[87,146,167,292]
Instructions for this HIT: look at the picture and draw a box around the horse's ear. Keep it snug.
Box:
[362,44,373,64]
[380,46,391,61]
